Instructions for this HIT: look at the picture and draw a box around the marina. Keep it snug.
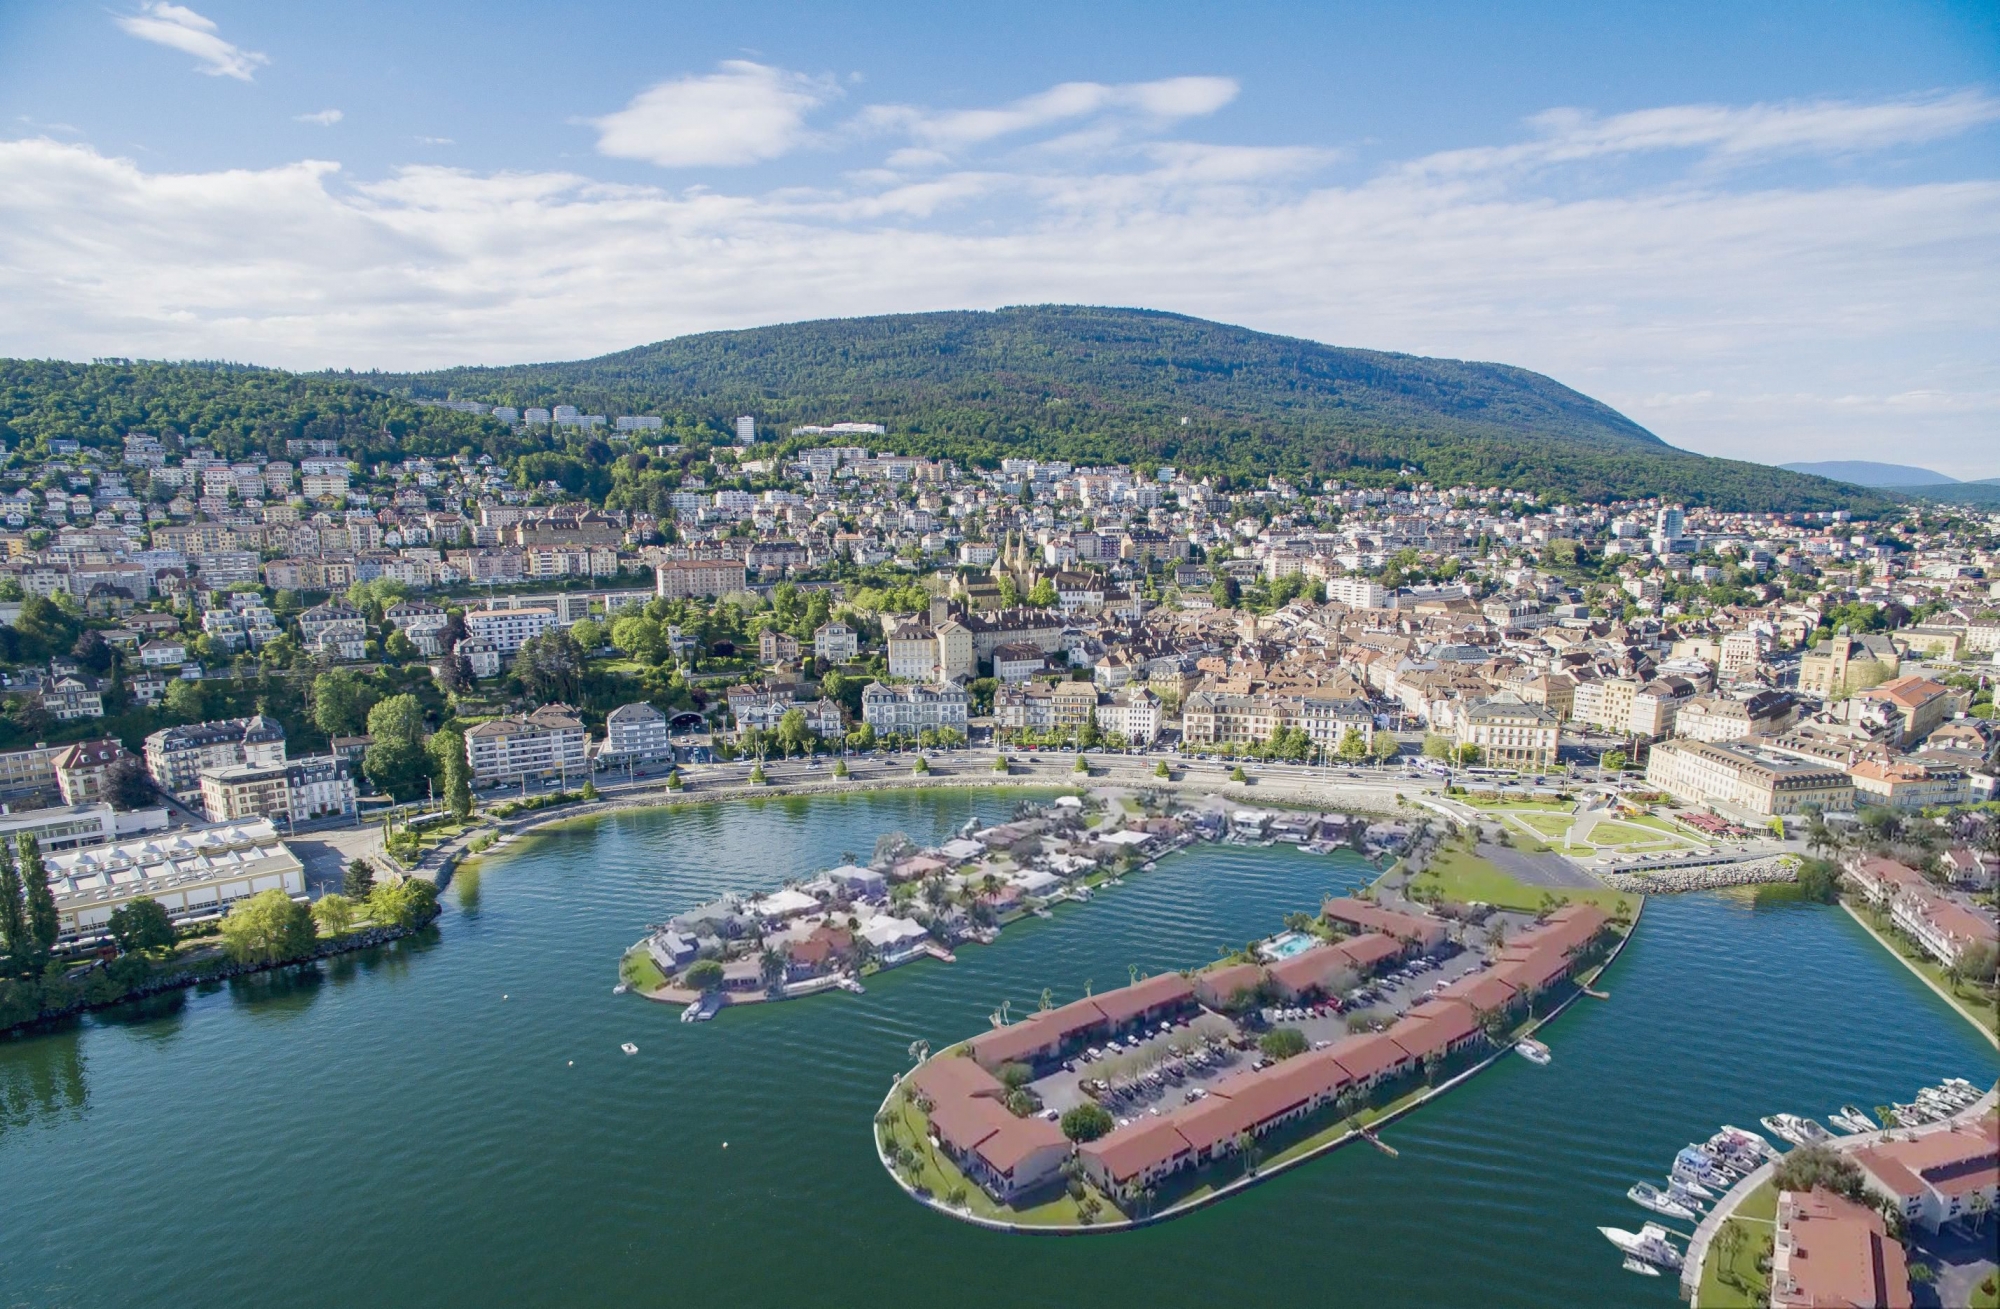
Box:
[0,791,1992,1308]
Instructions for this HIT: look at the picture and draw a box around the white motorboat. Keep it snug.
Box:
[1665,1179,1710,1211]
[1599,1223,1685,1270]
[1717,1126,1781,1162]
[1838,1105,1877,1133]
[1622,1256,1661,1277]
[1515,1038,1552,1065]
[1760,1114,1811,1147]
[1825,1112,1865,1135]
[621,1042,638,1055]
[1793,1118,1833,1146]
[1668,1172,1717,1202]
[1628,1183,1698,1222]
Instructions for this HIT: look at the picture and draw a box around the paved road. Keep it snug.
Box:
[1477,841,1607,890]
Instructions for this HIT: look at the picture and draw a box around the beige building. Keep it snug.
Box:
[1798,632,1897,699]
[653,557,747,600]
[1569,677,1639,734]
[1674,690,1797,743]
[1455,692,1560,771]
[464,704,589,786]
[1847,758,1969,811]
[1644,739,1854,817]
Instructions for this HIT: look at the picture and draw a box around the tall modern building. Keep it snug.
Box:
[735,415,756,443]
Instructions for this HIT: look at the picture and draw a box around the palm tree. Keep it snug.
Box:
[759,946,787,989]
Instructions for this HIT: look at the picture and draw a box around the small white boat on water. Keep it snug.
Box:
[1628,1183,1698,1222]
[1839,1105,1877,1132]
[1599,1223,1685,1270]
[1515,1038,1552,1066]
[621,1042,638,1055]
[1621,1256,1661,1277]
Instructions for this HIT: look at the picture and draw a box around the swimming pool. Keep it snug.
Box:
[1263,931,1316,960]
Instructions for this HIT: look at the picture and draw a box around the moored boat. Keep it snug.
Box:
[1621,1256,1661,1277]
[1515,1038,1552,1065]
[1760,1114,1811,1147]
[1627,1183,1698,1222]
[1599,1223,1685,1269]
[1839,1105,1877,1132]
[1717,1126,1781,1162]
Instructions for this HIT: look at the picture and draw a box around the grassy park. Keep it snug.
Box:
[1403,846,1638,918]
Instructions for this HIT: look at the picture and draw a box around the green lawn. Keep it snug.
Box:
[1458,796,1575,812]
[1514,813,1575,840]
[1970,1271,2000,1309]
[620,947,667,991]
[1403,847,1638,918]
[877,1095,1121,1227]
[1695,1182,1776,1308]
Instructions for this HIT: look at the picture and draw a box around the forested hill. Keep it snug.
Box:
[377,306,1871,510]
[0,306,1888,511]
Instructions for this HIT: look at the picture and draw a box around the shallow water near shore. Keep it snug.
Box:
[0,789,1992,1308]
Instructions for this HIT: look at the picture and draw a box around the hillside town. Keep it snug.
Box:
[0,418,1995,966]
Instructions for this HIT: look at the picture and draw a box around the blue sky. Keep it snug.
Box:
[2,0,1996,474]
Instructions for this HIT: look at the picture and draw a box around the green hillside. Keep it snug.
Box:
[0,307,1893,512]
[378,306,1881,510]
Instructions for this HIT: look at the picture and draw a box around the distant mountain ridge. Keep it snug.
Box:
[371,306,1885,512]
[1780,460,1959,487]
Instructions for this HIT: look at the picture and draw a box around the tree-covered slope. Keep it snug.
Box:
[0,307,1893,512]
[378,306,1877,510]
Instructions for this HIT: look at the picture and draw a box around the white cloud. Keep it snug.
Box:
[1408,89,2000,178]
[295,109,343,127]
[115,2,267,81]
[416,136,455,146]
[1,88,1996,476]
[591,61,837,167]
[864,75,1239,155]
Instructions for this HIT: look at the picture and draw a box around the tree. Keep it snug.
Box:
[0,842,23,967]
[19,836,57,958]
[1422,734,1453,761]
[774,708,815,759]
[1455,743,1482,768]
[345,858,376,898]
[1060,1102,1114,1142]
[515,628,586,703]
[311,893,357,938]
[311,669,373,739]
[1027,577,1057,608]
[683,958,724,991]
[1599,749,1627,773]
[1259,1027,1307,1061]
[106,756,156,810]
[759,945,788,989]
[1794,858,1841,904]
[367,877,439,929]
[428,728,473,819]
[1770,1144,1867,1202]
[107,897,175,954]
[160,677,215,723]
[219,889,316,964]
[1336,728,1367,763]
[364,693,430,800]
[1372,731,1401,764]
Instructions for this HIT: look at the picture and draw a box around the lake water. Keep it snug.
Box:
[1,789,1993,1308]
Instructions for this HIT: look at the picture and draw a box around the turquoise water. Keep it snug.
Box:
[0,789,1992,1309]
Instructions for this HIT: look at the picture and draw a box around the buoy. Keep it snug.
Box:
[567,1060,573,1066]
[722,1141,728,1149]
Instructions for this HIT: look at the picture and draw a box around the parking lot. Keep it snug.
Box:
[1265,945,1488,1046]
[1028,1013,1250,1125]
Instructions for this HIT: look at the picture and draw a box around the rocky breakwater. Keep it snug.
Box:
[1600,855,1798,895]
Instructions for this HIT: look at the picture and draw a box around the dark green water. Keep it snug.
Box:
[1,789,1993,1309]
